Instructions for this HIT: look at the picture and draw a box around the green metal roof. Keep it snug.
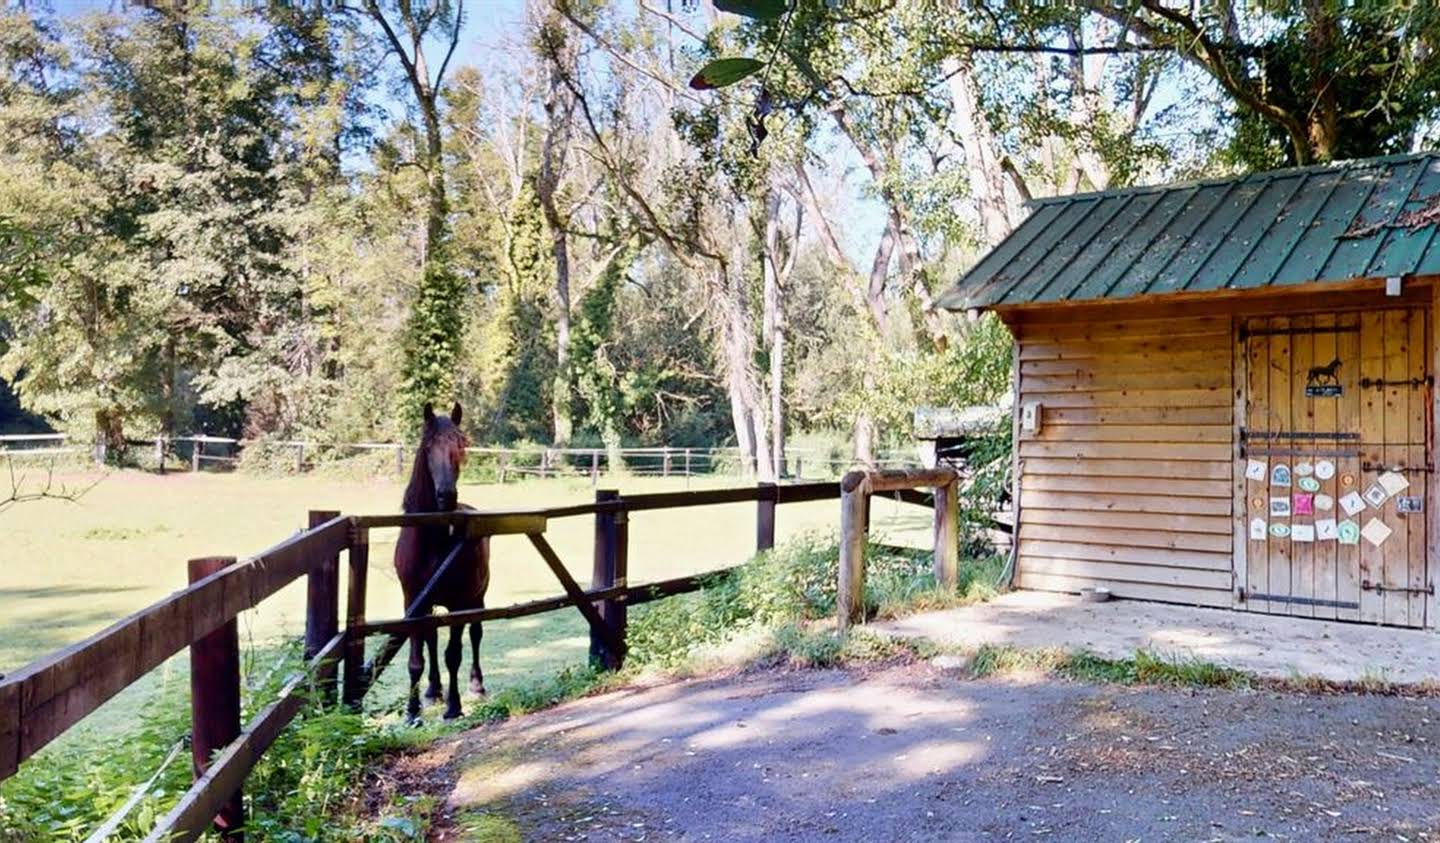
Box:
[937,152,1440,310]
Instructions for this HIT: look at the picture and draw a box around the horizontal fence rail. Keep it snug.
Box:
[0,478,952,842]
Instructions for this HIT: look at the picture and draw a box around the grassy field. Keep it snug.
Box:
[0,468,931,694]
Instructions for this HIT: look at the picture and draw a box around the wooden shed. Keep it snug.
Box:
[937,153,1440,629]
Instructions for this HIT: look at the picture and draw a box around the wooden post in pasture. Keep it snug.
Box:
[294,443,306,474]
[498,452,509,484]
[590,489,626,669]
[155,436,165,473]
[590,450,599,486]
[684,448,692,477]
[756,482,777,553]
[342,524,370,709]
[192,439,202,473]
[306,511,341,704]
[933,479,959,592]
[187,555,243,840]
[662,448,672,477]
[838,472,868,630]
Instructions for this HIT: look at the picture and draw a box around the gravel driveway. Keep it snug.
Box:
[394,664,1440,841]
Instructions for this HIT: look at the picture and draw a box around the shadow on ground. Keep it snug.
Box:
[395,664,1440,842]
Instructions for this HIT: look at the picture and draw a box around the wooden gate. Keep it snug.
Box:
[1240,308,1431,627]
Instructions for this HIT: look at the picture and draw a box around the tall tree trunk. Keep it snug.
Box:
[762,189,784,479]
[944,53,1021,246]
[538,4,576,446]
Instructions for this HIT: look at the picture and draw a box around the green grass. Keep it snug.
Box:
[969,644,1252,689]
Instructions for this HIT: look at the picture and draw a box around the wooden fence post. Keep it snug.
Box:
[306,511,341,705]
[590,450,599,486]
[498,452,509,484]
[192,440,202,473]
[662,447,671,477]
[187,555,243,840]
[756,482,776,553]
[933,479,959,591]
[342,524,370,709]
[395,444,405,477]
[590,490,626,669]
[295,443,306,474]
[838,472,868,630]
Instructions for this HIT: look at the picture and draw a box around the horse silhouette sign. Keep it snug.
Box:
[1306,357,1344,397]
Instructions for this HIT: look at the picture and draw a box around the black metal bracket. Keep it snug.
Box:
[1359,376,1433,389]
[1361,580,1435,596]
[1246,591,1361,610]
[1360,462,1434,474]
[1240,428,1360,442]
[1239,324,1360,341]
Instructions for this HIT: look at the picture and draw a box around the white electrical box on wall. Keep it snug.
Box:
[1021,401,1042,433]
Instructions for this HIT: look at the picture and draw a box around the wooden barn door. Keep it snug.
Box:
[1240,308,1431,627]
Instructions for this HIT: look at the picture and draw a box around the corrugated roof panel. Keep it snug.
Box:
[978,198,1100,306]
[1269,163,1385,286]
[1106,183,1234,299]
[1321,157,1427,280]
[1008,195,1134,304]
[1039,190,1166,302]
[1065,188,1193,301]
[1191,175,1307,292]
[950,202,1067,308]
[1150,177,1270,295]
[1366,158,1440,278]
[1229,170,1344,288]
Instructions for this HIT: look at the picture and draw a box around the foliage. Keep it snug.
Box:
[625,530,1002,670]
[969,645,1252,690]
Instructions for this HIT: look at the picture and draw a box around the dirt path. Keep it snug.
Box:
[394,664,1440,841]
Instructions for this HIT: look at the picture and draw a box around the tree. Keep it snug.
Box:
[351,0,468,428]
[1086,1,1440,167]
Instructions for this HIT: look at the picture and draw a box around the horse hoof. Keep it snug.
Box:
[424,687,443,702]
[406,713,423,727]
[470,679,487,697]
[443,706,463,721]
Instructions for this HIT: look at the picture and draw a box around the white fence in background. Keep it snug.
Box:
[0,432,921,482]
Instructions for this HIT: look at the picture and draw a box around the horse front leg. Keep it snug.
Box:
[443,624,465,720]
[469,622,487,697]
[425,629,443,701]
[406,632,424,724]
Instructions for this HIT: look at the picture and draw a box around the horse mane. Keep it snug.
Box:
[401,427,437,514]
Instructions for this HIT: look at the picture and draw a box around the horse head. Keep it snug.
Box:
[419,402,468,512]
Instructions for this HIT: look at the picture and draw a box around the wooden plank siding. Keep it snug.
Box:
[1012,314,1235,607]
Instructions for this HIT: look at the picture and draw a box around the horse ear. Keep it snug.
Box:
[450,402,463,425]
[423,402,436,425]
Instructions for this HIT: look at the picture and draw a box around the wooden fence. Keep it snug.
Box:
[0,478,951,841]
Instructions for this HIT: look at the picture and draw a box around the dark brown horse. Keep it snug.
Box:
[395,402,490,721]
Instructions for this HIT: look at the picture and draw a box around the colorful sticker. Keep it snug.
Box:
[1341,473,1356,488]
[1269,522,1292,538]
[1293,493,1314,515]
[1245,459,1268,482]
[1295,462,1314,477]
[1315,460,1336,480]
[1315,493,1335,512]
[1337,520,1361,545]
[1291,523,1316,542]
[1378,471,1410,497]
[1270,497,1292,517]
[1361,517,1393,548]
[1297,476,1321,493]
[1271,464,1292,487]
[1363,483,1390,508]
[1339,491,1366,515]
[1249,517,1268,540]
[1398,496,1424,513]
[1315,518,1339,541]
